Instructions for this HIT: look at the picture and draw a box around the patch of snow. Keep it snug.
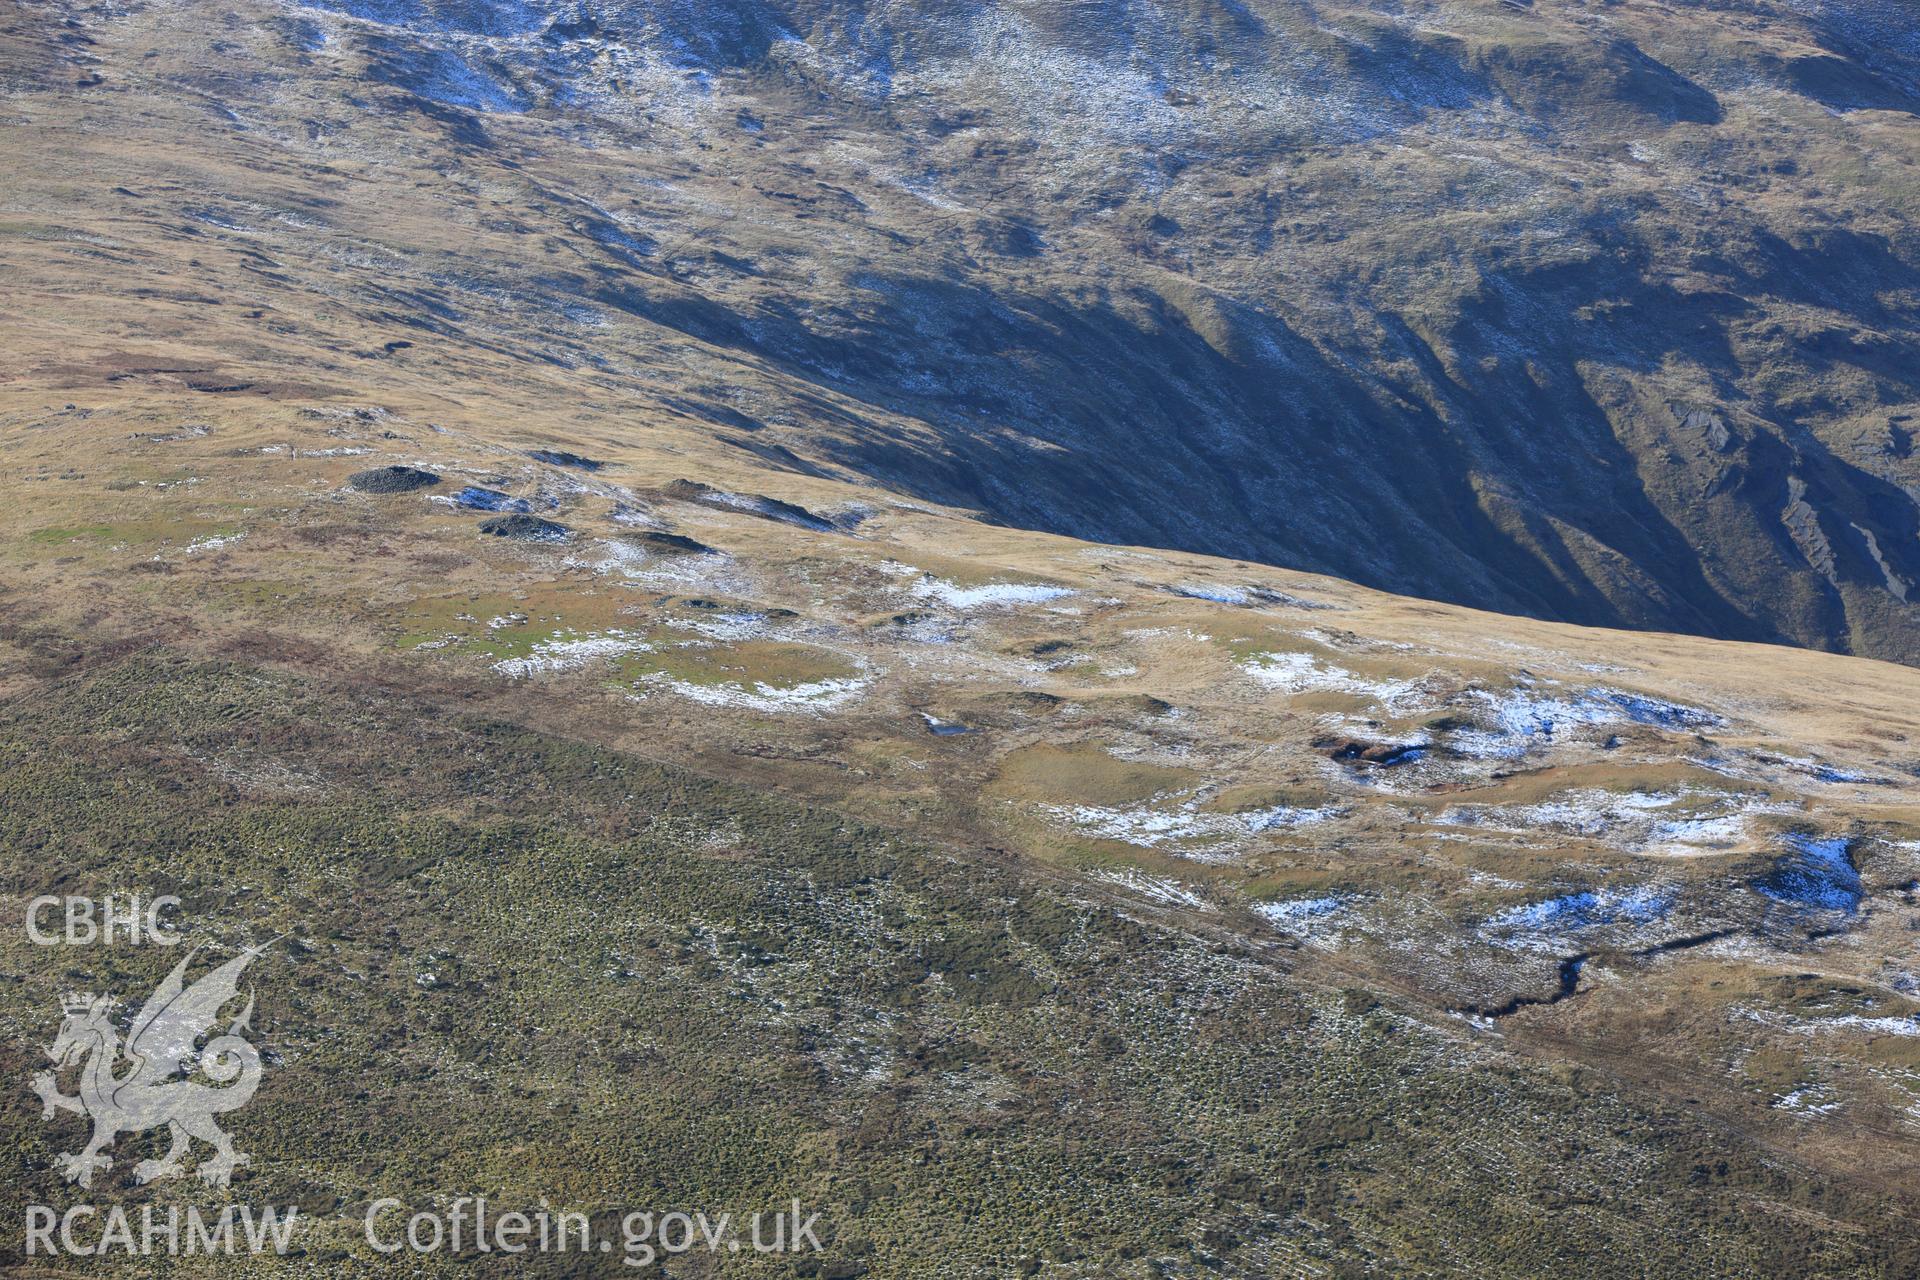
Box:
[1452,684,1723,757]
[1253,894,1351,925]
[1807,1014,1920,1037]
[701,489,834,531]
[491,630,650,678]
[632,671,871,714]
[1690,750,1886,788]
[1089,870,1212,911]
[1241,651,1432,714]
[564,538,712,580]
[609,504,662,528]
[570,539,651,576]
[1170,583,1329,609]
[433,485,532,513]
[1480,884,1675,950]
[1773,1086,1843,1116]
[1645,814,1753,849]
[183,532,245,555]
[1243,804,1348,831]
[1439,788,1792,855]
[1737,1004,1920,1039]
[664,612,779,642]
[1037,794,1343,860]
[1749,752,1887,785]
[1300,628,1417,654]
[909,576,1075,610]
[1173,583,1250,604]
[1758,834,1862,913]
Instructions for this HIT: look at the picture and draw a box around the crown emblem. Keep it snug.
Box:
[36,945,270,1191]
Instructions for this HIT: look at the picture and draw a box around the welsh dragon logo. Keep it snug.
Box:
[31,942,270,1189]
